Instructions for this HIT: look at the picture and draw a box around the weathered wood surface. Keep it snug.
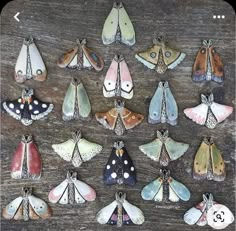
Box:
[1,0,235,230]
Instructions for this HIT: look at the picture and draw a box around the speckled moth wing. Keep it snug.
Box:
[57,45,79,68]
[2,197,23,220]
[118,3,135,46]
[102,3,119,45]
[97,200,118,224]
[95,108,118,130]
[139,139,163,161]
[210,102,233,123]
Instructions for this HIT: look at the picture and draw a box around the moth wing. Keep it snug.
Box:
[77,138,102,162]
[96,200,118,224]
[57,46,79,68]
[184,103,208,125]
[122,199,145,225]
[193,141,209,180]
[211,143,225,181]
[28,195,51,219]
[62,82,76,121]
[148,84,163,124]
[48,179,69,204]
[209,46,224,83]
[2,196,23,220]
[52,139,76,162]
[102,5,119,45]
[196,211,208,226]
[164,85,178,125]
[165,137,189,161]
[210,102,233,123]
[15,43,27,83]
[103,59,118,98]
[184,202,206,225]
[77,82,92,119]
[2,98,22,121]
[135,44,160,69]
[121,107,144,130]
[141,178,163,201]
[192,46,208,82]
[139,139,163,161]
[168,186,180,202]
[168,177,191,201]
[118,4,135,46]
[120,58,134,99]
[95,108,118,130]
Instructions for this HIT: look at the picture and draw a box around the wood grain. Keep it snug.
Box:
[1,0,235,230]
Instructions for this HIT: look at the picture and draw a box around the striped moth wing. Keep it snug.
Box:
[62,78,92,121]
[2,88,53,126]
[103,141,136,186]
[11,135,42,180]
[15,37,47,83]
[192,40,224,83]
[48,171,96,204]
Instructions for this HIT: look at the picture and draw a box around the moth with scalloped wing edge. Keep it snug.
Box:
[139,129,189,166]
[2,187,52,221]
[103,55,134,99]
[11,135,42,180]
[135,36,186,74]
[148,81,178,125]
[193,39,224,83]
[103,141,136,186]
[2,88,54,126]
[52,130,102,167]
[184,93,233,129]
[15,36,47,83]
[96,192,144,227]
[48,170,96,205]
[57,39,104,71]
[102,2,135,46]
[141,169,191,202]
[95,100,144,136]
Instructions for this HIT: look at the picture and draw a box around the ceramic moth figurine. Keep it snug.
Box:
[52,130,102,167]
[193,137,225,181]
[184,193,234,229]
[135,36,186,73]
[11,135,42,180]
[96,192,145,226]
[104,141,136,186]
[141,169,191,202]
[2,187,52,221]
[192,40,224,83]
[148,81,178,125]
[139,130,189,166]
[184,93,233,129]
[15,36,47,83]
[57,39,104,71]
[102,2,135,46]
[95,100,144,135]
[103,55,133,99]
[62,78,91,121]
[2,88,54,126]
[48,171,96,205]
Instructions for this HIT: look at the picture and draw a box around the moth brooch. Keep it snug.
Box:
[57,39,104,71]
[95,100,144,135]
[11,135,42,180]
[141,169,191,202]
[184,93,233,129]
[139,130,189,166]
[184,193,234,229]
[62,78,91,121]
[15,36,47,83]
[52,130,102,167]
[48,171,96,205]
[104,141,136,186]
[193,137,225,182]
[148,81,178,125]
[103,55,133,99]
[96,192,145,226]
[2,88,54,126]
[135,36,186,73]
[102,2,135,46]
[2,187,52,221]
[193,39,224,83]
